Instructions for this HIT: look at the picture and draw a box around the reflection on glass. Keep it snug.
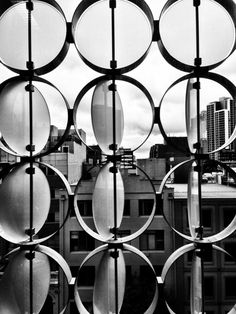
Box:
[92,163,124,240]
[190,252,202,314]
[186,78,198,153]
[92,81,124,155]
[187,162,200,239]
[0,250,50,314]
[0,1,67,71]
[0,81,50,156]
[93,249,126,314]
[159,0,235,68]
[0,163,51,243]
[73,0,153,71]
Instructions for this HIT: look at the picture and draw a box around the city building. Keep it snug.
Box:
[149,137,190,183]
[206,97,236,161]
[41,126,87,184]
[59,158,175,313]
[167,182,236,314]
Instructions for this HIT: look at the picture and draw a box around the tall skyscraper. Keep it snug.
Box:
[206,97,236,161]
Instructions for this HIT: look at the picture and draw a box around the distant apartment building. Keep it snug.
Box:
[206,97,236,161]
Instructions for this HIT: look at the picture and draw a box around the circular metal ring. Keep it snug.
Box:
[74,243,158,314]
[158,0,236,72]
[74,161,157,243]
[158,72,236,156]
[73,74,155,155]
[0,0,69,75]
[0,76,71,158]
[159,158,236,243]
[0,161,73,245]
[72,0,154,74]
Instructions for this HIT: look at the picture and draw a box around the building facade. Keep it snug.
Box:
[206,97,236,161]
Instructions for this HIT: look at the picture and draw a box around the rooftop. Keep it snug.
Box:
[167,183,236,199]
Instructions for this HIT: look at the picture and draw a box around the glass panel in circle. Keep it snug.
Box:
[91,81,124,155]
[0,1,67,71]
[93,249,126,314]
[0,81,50,156]
[186,78,198,153]
[159,0,235,69]
[187,162,200,239]
[0,163,51,243]
[190,253,202,313]
[92,163,124,240]
[73,0,153,71]
[0,250,50,314]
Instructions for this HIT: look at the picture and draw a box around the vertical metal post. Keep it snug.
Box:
[26,2,35,314]
[110,1,119,314]
[193,1,205,313]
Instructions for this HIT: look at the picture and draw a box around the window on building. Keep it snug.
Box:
[202,207,212,229]
[62,146,69,153]
[139,230,164,251]
[204,276,215,299]
[139,199,155,216]
[77,200,93,216]
[225,276,236,299]
[223,208,236,227]
[224,242,236,262]
[70,231,95,252]
[124,199,130,216]
[156,194,163,215]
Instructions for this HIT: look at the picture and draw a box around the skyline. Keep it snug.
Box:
[0,0,235,158]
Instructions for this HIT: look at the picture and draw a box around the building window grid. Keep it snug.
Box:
[139,230,165,251]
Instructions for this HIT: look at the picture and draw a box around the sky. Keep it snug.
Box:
[0,0,235,159]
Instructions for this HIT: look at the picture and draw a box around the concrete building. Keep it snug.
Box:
[167,182,236,314]
[59,158,175,313]
[41,126,87,184]
[149,137,190,183]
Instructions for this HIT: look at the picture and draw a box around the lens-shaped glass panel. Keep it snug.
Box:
[0,163,51,243]
[72,0,153,73]
[159,0,236,70]
[93,249,126,314]
[187,161,200,239]
[92,162,124,240]
[92,81,124,154]
[75,77,154,154]
[0,1,67,73]
[190,253,202,314]
[0,250,50,314]
[186,78,198,154]
[0,80,50,156]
